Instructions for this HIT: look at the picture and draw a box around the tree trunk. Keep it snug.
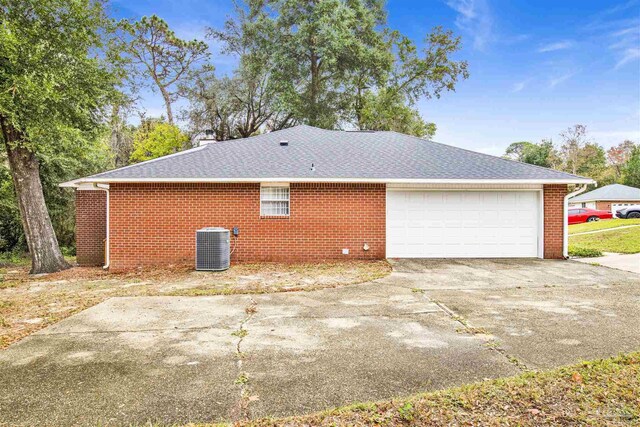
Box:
[159,86,174,125]
[1,121,70,274]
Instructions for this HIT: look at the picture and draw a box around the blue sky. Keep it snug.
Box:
[110,0,640,156]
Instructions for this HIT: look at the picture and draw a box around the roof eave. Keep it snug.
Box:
[60,177,596,188]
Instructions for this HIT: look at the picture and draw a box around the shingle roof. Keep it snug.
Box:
[570,183,640,202]
[67,125,592,184]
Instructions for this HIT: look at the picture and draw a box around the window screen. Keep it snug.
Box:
[261,186,290,216]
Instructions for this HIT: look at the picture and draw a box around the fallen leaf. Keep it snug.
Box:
[571,372,583,383]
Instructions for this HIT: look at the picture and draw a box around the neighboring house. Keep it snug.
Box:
[568,183,640,214]
[62,125,593,270]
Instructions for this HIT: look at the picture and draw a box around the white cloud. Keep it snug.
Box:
[511,79,530,93]
[549,71,576,88]
[602,0,639,16]
[615,48,640,69]
[446,0,493,50]
[537,40,575,53]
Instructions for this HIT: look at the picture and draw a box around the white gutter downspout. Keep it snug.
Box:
[93,183,110,269]
[563,184,588,258]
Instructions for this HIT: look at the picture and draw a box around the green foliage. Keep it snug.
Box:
[358,89,436,138]
[0,130,112,254]
[130,120,189,163]
[0,0,121,259]
[0,161,22,252]
[397,402,416,421]
[568,246,603,258]
[503,125,636,189]
[0,0,122,154]
[505,140,559,168]
[212,1,468,133]
[623,145,640,188]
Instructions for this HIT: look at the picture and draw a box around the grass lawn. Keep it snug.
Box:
[0,260,390,349]
[569,218,640,234]
[181,352,639,426]
[569,226,640,255]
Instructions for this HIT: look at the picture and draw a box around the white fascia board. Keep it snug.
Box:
[60,177,595,187]
[569,198,640,202]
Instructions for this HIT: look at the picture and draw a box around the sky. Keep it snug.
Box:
[110,0,640,156]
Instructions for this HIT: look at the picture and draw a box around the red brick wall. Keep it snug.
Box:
[543,184,568,259]
[76,190,106,266]
[595,200,638,211]
[75,183,569,267]
[107,183,386,269]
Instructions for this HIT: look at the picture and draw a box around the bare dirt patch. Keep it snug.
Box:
[0,261,390,349]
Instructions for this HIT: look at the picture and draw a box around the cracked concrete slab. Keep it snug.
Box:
[0,281,516,426]
[1,259,638,426]
[388,259,640,369]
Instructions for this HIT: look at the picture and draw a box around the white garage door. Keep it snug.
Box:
[387,190,541,258]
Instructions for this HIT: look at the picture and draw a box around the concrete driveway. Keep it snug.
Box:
[1,259,639,426]
[573,252,640,274]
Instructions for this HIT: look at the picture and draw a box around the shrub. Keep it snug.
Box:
[568,245,602,258]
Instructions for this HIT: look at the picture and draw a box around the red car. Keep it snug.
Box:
[568,208,613,224]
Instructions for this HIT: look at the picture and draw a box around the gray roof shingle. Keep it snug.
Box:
[70,125,591,183]
[570,183,640,202]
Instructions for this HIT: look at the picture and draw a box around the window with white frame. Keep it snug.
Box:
[260,185,290,216]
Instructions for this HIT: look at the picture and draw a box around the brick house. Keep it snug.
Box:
[62,125,593,270]
[568,183,640,215]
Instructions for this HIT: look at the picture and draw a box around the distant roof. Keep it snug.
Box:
[63,125,592,186]
[570,183,640,202]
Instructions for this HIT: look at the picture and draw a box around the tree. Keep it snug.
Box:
[504,140,559,168]
[607,140,636,180]
[353,28,468,133]
[212,1,467,133]
[183,64,300,141]
[119,15,210,124]
[130,120,189,163]
[576,142,607,182]
[107,105,135,167]
[559,124,589,175]
[357,89,435,138]
[0,0,120,273]
[623,144,640,188]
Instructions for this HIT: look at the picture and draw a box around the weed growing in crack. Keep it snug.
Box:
[232,329,248,338]
[235,373,249,385]
[411,288,425,293]
[456,326,489,335]
[484,340,501,349]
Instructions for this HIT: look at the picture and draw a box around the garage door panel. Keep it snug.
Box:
[387,190,540,258]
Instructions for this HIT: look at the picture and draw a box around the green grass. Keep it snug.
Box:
[568,245,603,258]
[181,352,639,426]
[569,218,640,234]
[569,226,640,254]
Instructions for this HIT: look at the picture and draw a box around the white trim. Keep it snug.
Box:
[387,183,543,190]
[568,198,640,203]
[260,184,290,217]
[563,185,588,258]
[61,177,595,187]
[260,182,290,187]
[91,183,110,269]
[538,189,544,259]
